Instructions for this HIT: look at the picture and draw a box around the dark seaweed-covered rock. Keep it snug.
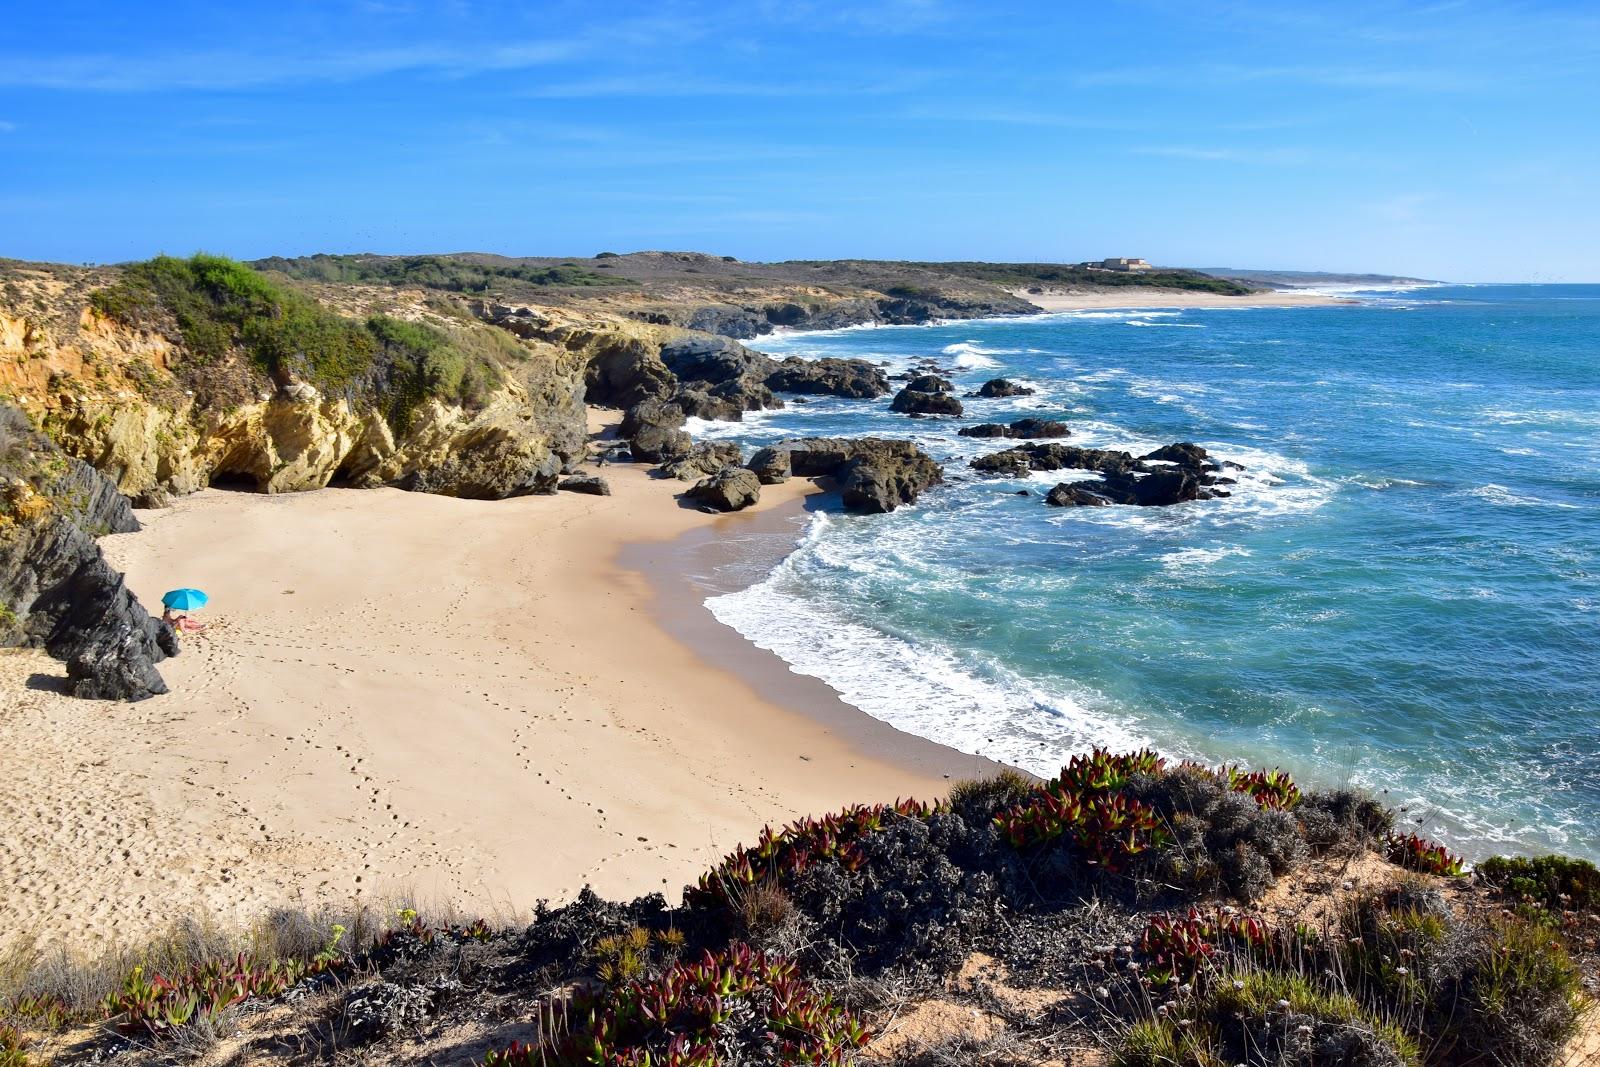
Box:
[968,378,1035,398]
[747,446,792,485]
[785,438,943,514]
[687,466,761,512]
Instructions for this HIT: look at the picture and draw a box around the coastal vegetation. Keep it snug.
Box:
[252,253,628,292]
[2,751,1588,1066]
[86,254,510,417]
[797,260,1257,296]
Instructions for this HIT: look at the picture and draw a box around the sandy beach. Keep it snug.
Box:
[1011,286,1347,311]
[0,416,990,952]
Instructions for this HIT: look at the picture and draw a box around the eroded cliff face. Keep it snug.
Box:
[0,266,626,500]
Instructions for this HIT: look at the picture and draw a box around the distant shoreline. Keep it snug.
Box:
[1011,286,1353,312]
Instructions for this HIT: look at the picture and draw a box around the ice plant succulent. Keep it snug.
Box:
[688,799,940,908]
[1385,832,1466,877]
[995,749,1171,870]
[482,944,869,1066]
[103,944,347,1038]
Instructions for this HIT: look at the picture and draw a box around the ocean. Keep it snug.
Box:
[688,285,1600,861]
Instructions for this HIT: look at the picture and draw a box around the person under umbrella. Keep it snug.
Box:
[161,587,209,635]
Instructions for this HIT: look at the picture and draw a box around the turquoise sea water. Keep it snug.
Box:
[692,285,1600,861]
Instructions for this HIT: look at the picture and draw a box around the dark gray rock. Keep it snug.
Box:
[558,474,611,496]
[969,443,1139,479]
[1035,442,1234,508]
[765,357,889,399]
[905,374,954,394]
[585,339,677,409]
[656,443,742,482]
[0,406,172,700]
[890,388,964,417]
[621,398,693,463]
[747,446,792,485]
[785,438,943,514]
[958,418,1069,440]
[968,378,1036,398]
[131,486,171,509]
[687,466,762,512]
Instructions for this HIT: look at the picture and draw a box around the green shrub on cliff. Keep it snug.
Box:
[252,253,628,292]
[90,254,375,391]
[89,256,511,422]
[366,315,502,431]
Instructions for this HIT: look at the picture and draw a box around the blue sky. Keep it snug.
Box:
[2,1,1597,279]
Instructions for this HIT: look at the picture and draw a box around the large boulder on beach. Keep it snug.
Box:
[657,442,742,482]
[747,446,792,484]
[687,467,762,512]
[766,357,890,399]
[621,398,693,463]
[558,474,611,496]
[785,438,943,514]
[969,378,1035,398]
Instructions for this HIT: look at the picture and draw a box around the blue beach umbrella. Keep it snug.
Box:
[161,588,209,611]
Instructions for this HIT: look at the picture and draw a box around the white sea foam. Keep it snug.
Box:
[940,341,1017,369]
[1160,545,1252,571]
[1126,320,1205,328]
[708,571,1150,777]
[1462,483,1580,509]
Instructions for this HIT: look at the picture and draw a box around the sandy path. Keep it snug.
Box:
[1010,287,1347,311]
[1,435,967,951]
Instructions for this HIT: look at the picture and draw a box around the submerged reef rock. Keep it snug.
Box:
[0,404,172,699]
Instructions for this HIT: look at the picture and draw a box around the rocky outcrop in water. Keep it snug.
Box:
[969,442,1140,479]
[766,357,889,399]
[968,440,1237,507]
[0,405,173,700]
[968,378,1035,398]
[785,438,943,514]
[889,375,963,418]
[958,418,1069,440]
[687,466,761,512]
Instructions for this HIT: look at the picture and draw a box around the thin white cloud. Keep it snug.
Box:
[0,120,16,133]
[0,39,581,92]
